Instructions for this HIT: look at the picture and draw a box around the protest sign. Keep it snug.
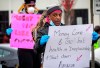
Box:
[10,14,41,49]
[43,24,93,68]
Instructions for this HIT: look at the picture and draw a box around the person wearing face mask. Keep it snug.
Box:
[18,0,41,68]
[34,6,64,55]
[6,0,41,68]
[33,6,64,67]
[22,0,39,14]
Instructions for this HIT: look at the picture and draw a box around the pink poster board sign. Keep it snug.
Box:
[10,13,41,49]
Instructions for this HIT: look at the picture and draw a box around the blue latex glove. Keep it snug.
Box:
[92,31,99,45]
[92,31,99,41]
[40,35,50,46]
[6,28,13,35]
[50,20,55,26]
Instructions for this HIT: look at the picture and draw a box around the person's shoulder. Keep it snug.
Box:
[44,23,50,27]
[37,23,50,31]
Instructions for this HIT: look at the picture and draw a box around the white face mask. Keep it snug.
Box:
[50,20,55,26]
[27,7,35,14]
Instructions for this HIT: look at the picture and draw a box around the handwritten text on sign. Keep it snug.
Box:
[10,14,41,49]
[43,24,93,68]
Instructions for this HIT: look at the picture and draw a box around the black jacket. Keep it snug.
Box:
[34,22,64,53]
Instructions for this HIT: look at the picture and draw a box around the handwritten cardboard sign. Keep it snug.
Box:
[10,13,41,49]
[43,24,93,68]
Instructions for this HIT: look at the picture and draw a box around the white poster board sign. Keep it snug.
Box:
[43,24,93,68]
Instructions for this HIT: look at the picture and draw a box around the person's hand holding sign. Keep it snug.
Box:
[40,35,50,46]
[6,28,13,35]
[92,31,99,45]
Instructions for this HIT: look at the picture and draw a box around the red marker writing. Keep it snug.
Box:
[77,55,82,61]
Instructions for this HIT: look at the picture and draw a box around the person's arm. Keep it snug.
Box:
[34,28,45,52]
[34,27,48,53]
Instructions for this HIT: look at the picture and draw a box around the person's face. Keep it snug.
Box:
[24,3,35,14]
[48,10,62,26]
[25,3,35,8]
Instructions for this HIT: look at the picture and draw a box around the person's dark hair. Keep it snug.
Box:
[47,6,62,15]
[94,25,100,33]
[24,0,36,4]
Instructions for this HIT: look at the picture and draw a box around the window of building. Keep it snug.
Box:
[0,11,9,43]
[72,9,88,25]
[64,9,88,25]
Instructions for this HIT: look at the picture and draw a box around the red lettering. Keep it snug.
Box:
[26,23,28,28]
[26,31,29,36]
[29,24,33,28]
[22,15,25,21]
[14,30,29,36]
[25,16,29,21]
[17,31,21,35]
[15,30,17,35]
[14,15,34,21]
[15,15,22,21]
[22,23,33,28]
[30,16,33,21]
[21,30,25,36]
